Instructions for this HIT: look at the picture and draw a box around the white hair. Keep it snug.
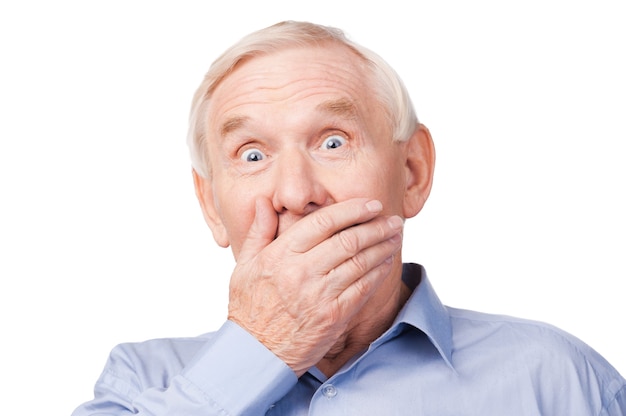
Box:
[187,21,418,178]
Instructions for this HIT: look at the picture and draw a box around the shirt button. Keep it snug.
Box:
[322,384,338,398]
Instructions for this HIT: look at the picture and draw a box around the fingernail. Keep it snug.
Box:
[387,215,404,230]
[366,200,383,213]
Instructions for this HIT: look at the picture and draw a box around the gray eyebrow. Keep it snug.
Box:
[315,98,358,119]
[219,115,250,137]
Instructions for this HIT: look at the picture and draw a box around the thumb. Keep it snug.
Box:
[237,197,278,262]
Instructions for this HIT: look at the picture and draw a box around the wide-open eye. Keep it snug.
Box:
[241,148,265,162]
[321,134,346,150]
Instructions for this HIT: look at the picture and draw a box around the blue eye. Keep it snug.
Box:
[241,148,265,162]
[321,134,346,150]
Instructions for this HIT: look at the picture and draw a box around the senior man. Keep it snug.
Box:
[73,21,625,415]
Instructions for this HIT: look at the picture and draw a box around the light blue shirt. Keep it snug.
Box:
[73,264,625,415]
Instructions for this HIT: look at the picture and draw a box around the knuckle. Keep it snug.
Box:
[348,252,369,275]
[352,275,372,299]
[373,218,388,239]
[310,211,336,233]
[336,230,360,255]
[325,301,343,326]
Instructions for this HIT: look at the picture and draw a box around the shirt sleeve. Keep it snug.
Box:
[72,321,298,416]
[603,382,626,416]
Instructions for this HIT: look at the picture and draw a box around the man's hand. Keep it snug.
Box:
[227,197,403,376]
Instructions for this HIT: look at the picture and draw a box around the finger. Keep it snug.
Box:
[324,228,402,293]
[280,198,384,253]
[334,250,399,318]
[310,214,403,277]
[237,197,278,263]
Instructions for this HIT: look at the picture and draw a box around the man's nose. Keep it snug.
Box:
[271,148,328,215]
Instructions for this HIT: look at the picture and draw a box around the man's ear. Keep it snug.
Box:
[403,123,436,219]
[192,169,230,248]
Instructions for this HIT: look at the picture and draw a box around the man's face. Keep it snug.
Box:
[198,44,417,257]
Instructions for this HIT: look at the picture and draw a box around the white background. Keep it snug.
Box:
[1,1,624,413]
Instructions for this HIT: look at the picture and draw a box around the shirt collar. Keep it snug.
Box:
[376,263,454,368]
